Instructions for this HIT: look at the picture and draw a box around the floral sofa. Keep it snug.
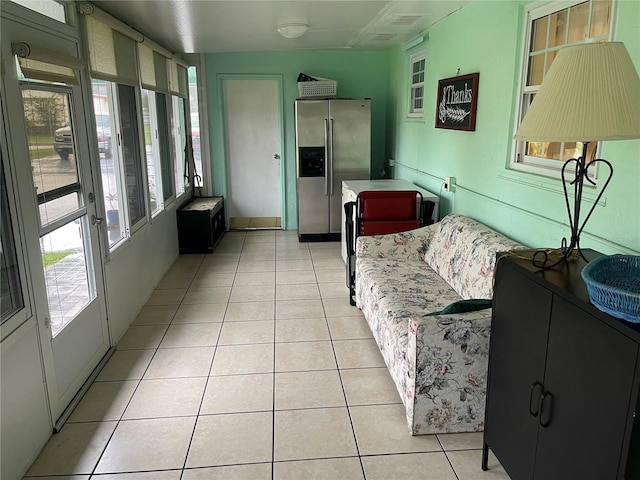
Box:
[355,214,524,435]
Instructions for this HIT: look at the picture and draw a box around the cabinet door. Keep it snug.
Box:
[534,296,638,480]
[485,263,553,480]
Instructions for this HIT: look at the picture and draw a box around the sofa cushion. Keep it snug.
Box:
[356,257,462,360]
[423,214,523,299]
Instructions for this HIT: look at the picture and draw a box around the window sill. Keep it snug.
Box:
[499,170,606,207]
[404,116,426,124]
[510,159,599,185]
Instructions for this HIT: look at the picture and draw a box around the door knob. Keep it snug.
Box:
[274,153,280,159]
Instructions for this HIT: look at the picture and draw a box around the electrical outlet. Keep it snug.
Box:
[444,176,455,192]
[388,159,395,167]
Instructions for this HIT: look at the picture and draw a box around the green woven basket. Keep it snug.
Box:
[581,255,640,323]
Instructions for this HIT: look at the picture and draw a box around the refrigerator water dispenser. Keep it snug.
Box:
[298,147,325,177]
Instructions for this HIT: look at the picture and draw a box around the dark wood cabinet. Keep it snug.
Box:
[176,197,225,253]
[483,252,640,480]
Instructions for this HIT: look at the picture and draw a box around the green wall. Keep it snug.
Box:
[388,0,640,255]
[205,50,391,229]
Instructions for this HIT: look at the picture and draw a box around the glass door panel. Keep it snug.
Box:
[40,219,95,337]
[22,85,96,339]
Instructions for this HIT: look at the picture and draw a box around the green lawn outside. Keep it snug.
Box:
[28,134,58,159]
[29,134,54,145]
[42,249,77,267]
[30,147,57,160]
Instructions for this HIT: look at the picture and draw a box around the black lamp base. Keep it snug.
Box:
[530,142,613,271]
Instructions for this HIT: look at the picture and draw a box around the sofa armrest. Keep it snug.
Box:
[356,223,439,262]
[406,309,493,434]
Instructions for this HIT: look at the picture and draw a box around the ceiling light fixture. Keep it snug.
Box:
[277,23,309,39]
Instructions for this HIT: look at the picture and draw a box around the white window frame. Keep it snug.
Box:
[171,94,189,200]
[141,89,164,217]
[511,0,616,180]
[407,52,426,118]
[0,145,30,340]
[92,79,151,253]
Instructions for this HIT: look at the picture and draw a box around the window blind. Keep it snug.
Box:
[138,42,168,93]
[85,15,137,86]
[154,52,169,93]
[168,60,188,97]
[12,42,80,84]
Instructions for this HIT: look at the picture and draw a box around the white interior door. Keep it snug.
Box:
[223,78,282,219]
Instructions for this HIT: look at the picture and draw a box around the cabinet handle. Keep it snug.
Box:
[529,381,543,417]
[539,391,554,427]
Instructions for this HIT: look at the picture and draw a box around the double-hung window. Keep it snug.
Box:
[169,60,190,198]
[139,42,173,215]
[0,160,25,326]
[172,95,188,197]
[188,66,203,188]
[408,52,426,117]
[512,0,613,178]
[81,7,196,251]
[85,15,148,248]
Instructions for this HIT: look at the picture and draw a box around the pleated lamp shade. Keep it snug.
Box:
[514,42,640,142]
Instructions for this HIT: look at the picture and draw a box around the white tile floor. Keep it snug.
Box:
[23,230,510,480]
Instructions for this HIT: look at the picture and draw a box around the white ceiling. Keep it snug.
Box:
[91,1,471,54]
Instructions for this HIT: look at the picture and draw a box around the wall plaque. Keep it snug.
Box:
[435,72,480,131]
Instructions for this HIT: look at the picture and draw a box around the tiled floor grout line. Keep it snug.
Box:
[178,235,243,478]
[87,255,209,478]
[271,239,280,480]
[318,259,368,480]
[267,232,279,480]
[441,446,462,480]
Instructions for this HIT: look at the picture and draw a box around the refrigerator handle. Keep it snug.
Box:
[329,118,334,194]
[324,118,330,196]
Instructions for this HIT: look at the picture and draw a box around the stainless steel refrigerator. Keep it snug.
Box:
[296,99,371,241]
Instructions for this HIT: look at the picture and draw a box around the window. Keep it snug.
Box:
[10,0,67,23]
[117,84,146,226]
[408,52,426,117]
[92,79,126,246]
[91,80,147,246]
[156,93,174,203]
[168,59,190,198]
[172,95,188,197]
[188,66,203,188]
[85,14,150,248]
[141,89,168,215]
[512,0,613,177]
[1,161,24,324]
[137,42,173,209]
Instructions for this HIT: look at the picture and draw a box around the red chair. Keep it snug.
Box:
[357,190,423,235]
[345,190,434,305]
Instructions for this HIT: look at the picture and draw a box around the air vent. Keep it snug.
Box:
[372,33,397,41]
[391,15,422,26]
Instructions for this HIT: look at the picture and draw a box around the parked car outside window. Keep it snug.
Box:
[52,113,112,160]
[53,123,72,160]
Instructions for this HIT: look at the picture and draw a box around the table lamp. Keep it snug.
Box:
[514,42,640,269]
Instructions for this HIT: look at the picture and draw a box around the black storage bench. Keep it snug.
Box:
[177,197,225,253]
